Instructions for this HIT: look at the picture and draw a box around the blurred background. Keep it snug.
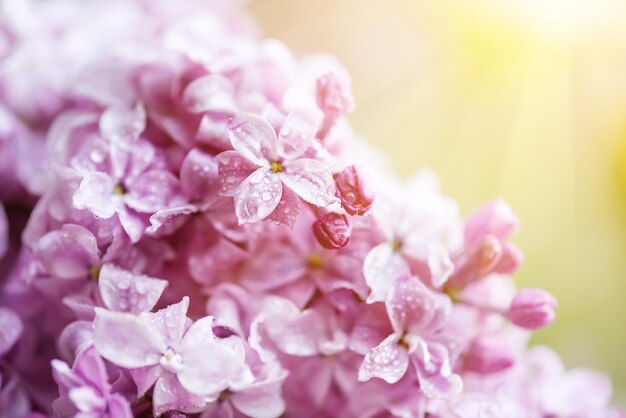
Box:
[249,0,626,404]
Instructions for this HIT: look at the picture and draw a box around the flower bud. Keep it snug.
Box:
[313,212,352,249]
[334,165,376,216]
[316,73,354,118]
[463,335,515,374]
[508,288,556,330]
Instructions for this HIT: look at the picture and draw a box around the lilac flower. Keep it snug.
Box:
[357,274,462,399]
[51,348,132,418]
[93,298,254,415]
[73,138,186,242]
[217,112,337,225]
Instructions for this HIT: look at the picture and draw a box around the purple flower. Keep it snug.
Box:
[51,348,133,418]
[217,112,337,225]
[93,298,254,415]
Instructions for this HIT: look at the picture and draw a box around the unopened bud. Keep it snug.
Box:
[316,73,354,118]
[334,165,376,216]
[313,212,352,249]
[508,288,556,330]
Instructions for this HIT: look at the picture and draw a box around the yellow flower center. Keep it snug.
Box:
[308,253,323,269]
[89,265,101,281]
[113,184,126,195]
[270,161,283,173]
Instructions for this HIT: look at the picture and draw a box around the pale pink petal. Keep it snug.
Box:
[178,317,253,396]
[348,303,393,355]
[231,378,287,418]
[216,151,258,197]
[98,264,168,314]
[239,245,307,291]
[363,243,411,303]
[266,186,300,228]
[99,104,146,147]
[358,334,409,384]
[0,307,22,357]
[427,242,454,288]
[386,275,436,335]
[276,112,315,160]
[68,386,106,413]
[117,206,148,243]
[182,74,237,114]
[57,321,94,364]
[234,168,282,224]
[279,158,336,207]
[227,113,278,165]
[72,349,109,393]
[35,224,100,280]
[73,172,120,219]
[152,373,211,417]
[107,394,133,418]
[142,297,189,349]
[147,205,198,237]
[125,170,184,214]
[130,365,162,397]
[180,149,220,203]
[412,341,462,399]
[260,297,323,356]
[93,308,165,368]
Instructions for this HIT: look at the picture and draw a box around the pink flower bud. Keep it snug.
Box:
[313,212,352,249]
[334,165,376,216]
[316,73,354,118]
[508,288,557,330]
[463,335,515,374]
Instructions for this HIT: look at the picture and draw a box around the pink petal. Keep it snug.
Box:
[73,172,120,219]
[117,206,148,243]
[178,317,253,396]
[0,307,22,357]
[239,245,307,291]
[72,349,109,393]
[68,386,106,413]
[276,112,315,160]
[152,373,211,417]
[266,186,300,228]
[279,158,336,207]
[142,297,189,349]
[234,168,283,224]
[130,365,162,397]
[216,151,258,197]
[412,341,462,399]
[107,394,133,418]
[35,224,100,280]
[464,199,519,249]
[180,149,220,203]
[125,170,184,214]
[348,303,393,355]
[363,243,411,303]
[98,264,168,314]
[227,113,278,165]
[231,378,287,418]
[182,74,237,114]
[99,104,146,147]
[358,334,409,384]
[57,320,94,364]
[93,308,166,368]
[427,242,454,288]
[260,297,324,356]
[147,205,198,237]
[386,275,436,335]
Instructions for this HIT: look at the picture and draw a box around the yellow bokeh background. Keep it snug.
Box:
[249,0,626,404]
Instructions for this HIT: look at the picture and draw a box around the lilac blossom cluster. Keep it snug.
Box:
[0,1,622,417]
